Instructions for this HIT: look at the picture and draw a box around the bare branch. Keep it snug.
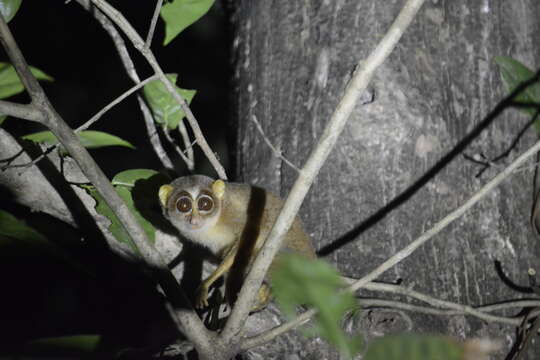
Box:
[359,282,530,325]
[88,0,228,180]
[222,0,427,343]
[0,13,215,354]
[0,100,46,122]
[163,126,195,170]
[88,2,177,171]
[240,137,540,348]
[241,278,540,351]
[12,75,160,171]
[178,120,195,170]
[347,139,540,293]
[77,75,159,132]
[251,115,300,173]
[145,0,163,49]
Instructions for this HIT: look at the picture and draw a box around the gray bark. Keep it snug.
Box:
[230,0,540,358]
[0,128,183,268]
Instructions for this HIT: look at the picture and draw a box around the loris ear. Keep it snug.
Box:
[212,180,225,200]
[159,185,174,207]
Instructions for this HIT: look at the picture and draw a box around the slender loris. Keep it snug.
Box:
[159,175,316,310]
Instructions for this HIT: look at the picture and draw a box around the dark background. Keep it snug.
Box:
[3,0,230,175]
[1,0,229,355]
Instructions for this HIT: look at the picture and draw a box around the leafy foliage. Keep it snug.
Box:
[22,130,135,153]
[112,168,161,187]
[271,253,362,358]
[0,209,88,274]
[365,334,464,360]
[143,73,196,130]
[494,56,540,131]
[160,0,215,46]
[0,0,22,23]
[84,169,167,252]
[0,62,52,124]
[0,62,53,98]
[25,335,101,356]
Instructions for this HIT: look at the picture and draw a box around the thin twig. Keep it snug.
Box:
[251,115,300,173]
[145,0,163,49]
[223,0,426,344]
[0,12,215,354]
[359,281,533,325]
[0,100,45,121]
[348,139,540,294]
[178,120,195,170]
[77,75,160,132]
[241,280,540,351]
[240,139,540,349]
[163,126,194,169]
[89,3,176,171]
[351,299,526,323]
[88,0,227,180]
[11,75,160,171]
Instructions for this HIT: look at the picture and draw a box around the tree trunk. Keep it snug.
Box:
[230,0,540,357]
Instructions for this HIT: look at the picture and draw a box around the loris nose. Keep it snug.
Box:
[189,216,201,226]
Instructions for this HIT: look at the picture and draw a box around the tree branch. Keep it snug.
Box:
[347,139,540,294]
[87,2,177,171]
[163,126,194,169]
[87,0,227,179]
[239,137,540,349]
[145,0,163,49]
[222,0,427,344]
[251,115,300,173]
[77,74,159,132]
[177,121,195,170]
[240,278,540,351]
[0,99,46,122]
[4,75,160,172]
[0,13,216,356]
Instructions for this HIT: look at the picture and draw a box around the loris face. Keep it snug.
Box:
[159,175,224,236]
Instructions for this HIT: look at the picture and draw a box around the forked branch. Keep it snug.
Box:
[0,13,217,358]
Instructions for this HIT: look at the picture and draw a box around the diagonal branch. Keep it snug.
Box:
[0,99,45,121]
[222,0,427,344]
[145,0,163,49]
[86,0,227,179]
[241,278,540,350]
[8,75,160,171]
[240,137,540,349]
[87,2,179,171]
[0,13,216,355]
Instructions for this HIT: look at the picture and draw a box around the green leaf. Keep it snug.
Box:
[84,169,167,250]
[160,0,215,46]
[0,0,22,23]
[365,334,463,360]
[0,62,53,99]
[25,335,101,355]
[0,209,49,245]
[143,73,196,130]
[0,210,90,274]
[0,115,6,126]
[117,186,156,243]
[22,130,135,152]
[494,56,540,130]
[112,168,159,187]
[85,185,137,251]
[271,254,362,358]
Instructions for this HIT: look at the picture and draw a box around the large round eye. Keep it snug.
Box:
[176,196,192,213]
[197,195,213,212]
